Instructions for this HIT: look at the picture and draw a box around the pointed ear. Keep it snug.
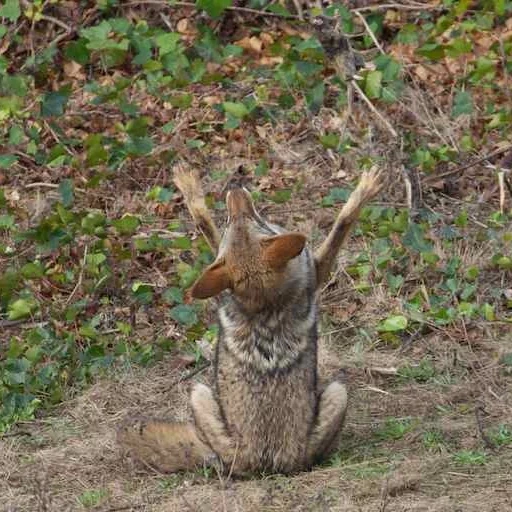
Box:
[261,233,307,270]
[190,261,232,299]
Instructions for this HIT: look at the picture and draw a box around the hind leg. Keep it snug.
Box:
[190,383,239,472]
[307,381,348,464]
[117,417,216,473]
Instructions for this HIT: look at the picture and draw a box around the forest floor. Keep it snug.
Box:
[1,1,512,511]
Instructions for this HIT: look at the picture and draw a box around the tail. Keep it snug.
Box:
[314,167,383,287]
[173,163,221,253]
[117,417,216,473]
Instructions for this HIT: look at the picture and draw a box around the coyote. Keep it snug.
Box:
[118,165,382,475]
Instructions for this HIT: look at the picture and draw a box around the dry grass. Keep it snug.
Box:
[1,320,511,511]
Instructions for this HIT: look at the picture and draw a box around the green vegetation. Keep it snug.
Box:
[452,450,488,467]
[0,1,511,442]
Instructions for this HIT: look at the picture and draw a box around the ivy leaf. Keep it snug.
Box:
[416,42,445,61]
[196,0,233,18]
[0,214,14,229]
[452,90,473,118]
[59,179,74,208]
[378,315,408,332]
[365,70,382,99]
[319,133,340,149]
[112,214,140,235]
[0,154,18,168]
[402,222,433,253]
[64,39,90,65]
[8,298,38,320]
[170,304,198,326]
[0,0,20,22]
[41,87,71,117]
[305,81,324,113]
[163,287,183,305]
[222,101,249,118]
[155,32,181,55]
[21,262,44,279]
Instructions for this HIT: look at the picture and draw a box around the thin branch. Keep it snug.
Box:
[354,10,385,54]
[65,245,88,305]
[424,145,512,183]
[352,80,398,138]
[40,14,73,33]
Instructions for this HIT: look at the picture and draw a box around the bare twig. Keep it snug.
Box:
[402,166,423,216]
[352,80,398,138]
[65,245,88,305]
[24,182,87,193]
[498,171,506,214]
[161,362,211,393]
[354,10,385,54]
[425,145,512,183]
[40,14,73,33]
[367,366,398,376]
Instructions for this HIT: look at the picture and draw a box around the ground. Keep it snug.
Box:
[1,1,512,511]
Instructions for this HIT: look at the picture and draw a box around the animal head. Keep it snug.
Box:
[189,187,307,311]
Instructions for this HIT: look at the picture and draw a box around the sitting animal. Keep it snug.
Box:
[118,165,382,475]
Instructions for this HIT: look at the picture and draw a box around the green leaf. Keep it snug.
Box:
[255,159,269,177]
[170,304,198,326]
[0,0,20,21]
[416,42,445,61]
[112,214,140,235]
[171,237,192,250]
[59,179,74,208]
[0,154,18,168]
[319,133,340,149]
[269,189,292,204]
[321,187,351,207]
[395,24,418,44]
[452,90,473,118]
[446,38,472,58]
[86,253,107,266]
[481,303,495,321]
[163,287,183,305]
[402,222,433,253]
[365,70,382,99]
[131,282,154,305]
[196,0,233,18]
[305,82,324,112]
[222,101,249,118]
[8,298,38,320]
[0,214,14,229]
[41,87,71,117]
[378,315,408,332]
[125,136,153,156]
[21,262,44,279]
[169,93,193,109]
[155,32,181,55]
[8,124,24,145]
[64,39,90,65]
[80,21,111,42]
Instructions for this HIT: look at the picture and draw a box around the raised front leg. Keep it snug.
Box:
[314,167,383,287]
[190,383,239,472]
[117,417,216,473]
[307,381,348,464]
[173,164,221,253]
